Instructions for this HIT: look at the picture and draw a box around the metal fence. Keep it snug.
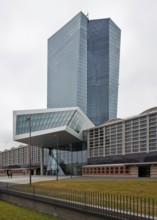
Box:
[0,182,157,220]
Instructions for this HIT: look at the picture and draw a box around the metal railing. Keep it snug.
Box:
[0,182,157,220]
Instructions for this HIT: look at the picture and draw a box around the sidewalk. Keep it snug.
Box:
[0,175,155,184]
[0,175,70,184]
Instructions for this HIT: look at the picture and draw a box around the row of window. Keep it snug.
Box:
[89,113,157,157]
[89,113,157,138]
[89,141,157,157]
[83,166,129,175]
[0,147,41,166]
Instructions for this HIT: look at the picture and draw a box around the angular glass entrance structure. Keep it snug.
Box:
[13,107,94,175]
[47,142,87,176]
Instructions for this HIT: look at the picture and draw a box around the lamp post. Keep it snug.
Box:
[27,116,32,186]
[54,134,58,181]
[70,144,73,179]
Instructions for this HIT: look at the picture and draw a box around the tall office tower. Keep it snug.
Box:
[47,12,121,126]
[87,17,121,125]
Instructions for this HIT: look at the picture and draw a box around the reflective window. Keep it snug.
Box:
[16,110,84,135]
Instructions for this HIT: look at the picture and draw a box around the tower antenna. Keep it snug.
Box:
[86,11,89,19]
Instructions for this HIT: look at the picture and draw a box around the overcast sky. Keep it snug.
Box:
[0,0,157,151]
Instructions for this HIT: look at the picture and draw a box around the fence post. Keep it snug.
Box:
[33,186,35,199]
[122,195,124,215]
[103,193,104,215]
[126,195,128,215]
[119,194,121,216]
[152,198,154,220]
[84,191,86,211]
[148,197,150,218]
[140,197,142,218]
[144,197,146,218]
[136,196,138,217]
[129,196,131,218]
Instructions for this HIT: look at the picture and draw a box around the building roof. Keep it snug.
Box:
[103,118,123,125]
[140,107,157,115]
[86,106,157,131]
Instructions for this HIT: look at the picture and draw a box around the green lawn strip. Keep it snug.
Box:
[10,179,157,216]
[32,179,157,198]
[32,179,157,215]
[12,179,157,200]
[0,201,61,220]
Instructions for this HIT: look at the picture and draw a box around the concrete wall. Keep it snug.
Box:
[130,166,138,177]
[151,165,157,178]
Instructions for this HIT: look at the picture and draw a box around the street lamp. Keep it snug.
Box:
[27,116,32,186]
[54,134,59,181]
[70,144,73,179]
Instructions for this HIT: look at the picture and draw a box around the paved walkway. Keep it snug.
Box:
[0,175,71,184]
[0,175,156,184]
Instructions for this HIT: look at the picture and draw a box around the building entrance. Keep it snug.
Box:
[138,166,150,177]
[47,143,87,176]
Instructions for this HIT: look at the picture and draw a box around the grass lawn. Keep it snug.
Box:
[32,179,157,198]
[0,201,61,220]
[7,179,157,216]
[32,179,157,215]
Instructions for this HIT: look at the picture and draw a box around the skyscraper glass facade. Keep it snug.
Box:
[87,19,121,125]
[47,12,121,126]
[47,12,87,114]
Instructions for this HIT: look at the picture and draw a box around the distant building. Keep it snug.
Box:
[0,145,48,175]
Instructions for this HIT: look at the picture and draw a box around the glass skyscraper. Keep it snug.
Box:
[12,12,121,176]
[47,11,121,126]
